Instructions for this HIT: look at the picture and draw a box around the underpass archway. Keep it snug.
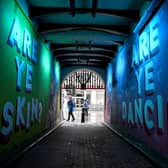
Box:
[61,68,105,123]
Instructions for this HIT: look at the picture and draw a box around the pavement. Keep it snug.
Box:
[6,120,156,168]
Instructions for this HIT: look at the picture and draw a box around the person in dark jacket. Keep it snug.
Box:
[67,96,75,121]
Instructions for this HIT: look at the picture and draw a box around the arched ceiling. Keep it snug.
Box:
[27,0,152,68]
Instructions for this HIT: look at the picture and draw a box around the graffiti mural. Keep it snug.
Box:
[0,0,60,164]
[105,0,168,164]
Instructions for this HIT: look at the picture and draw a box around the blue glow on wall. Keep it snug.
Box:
[108,1,168,163]
[106,63,112,92]
[116,52,126,79]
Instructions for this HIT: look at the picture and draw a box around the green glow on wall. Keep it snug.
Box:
[55,61,60,82]
[0,0,52,156]
[41,48,51,74]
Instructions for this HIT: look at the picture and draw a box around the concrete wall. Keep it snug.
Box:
[0,0,61,164]
[105,0,168,166]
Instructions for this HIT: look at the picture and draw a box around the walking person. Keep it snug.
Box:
[81,99,89,123]
[83,99,89,116]
[67,96,75,121]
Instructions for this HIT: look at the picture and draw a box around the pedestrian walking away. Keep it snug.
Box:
[67,96,75,121]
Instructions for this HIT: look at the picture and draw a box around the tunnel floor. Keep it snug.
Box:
[6,122,156,168]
